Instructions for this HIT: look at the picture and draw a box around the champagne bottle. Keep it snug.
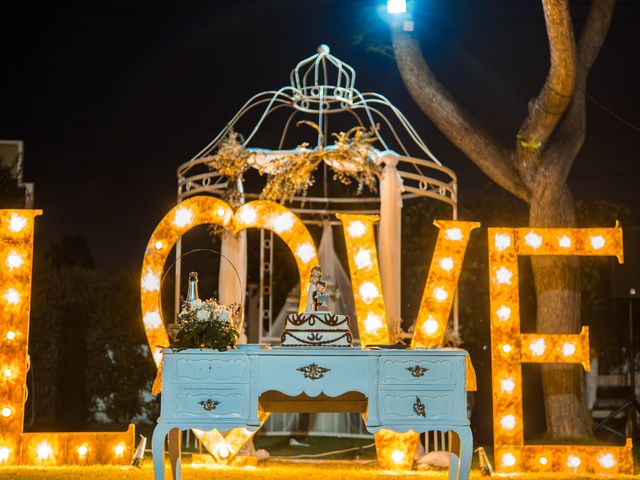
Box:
[186,272,199,303]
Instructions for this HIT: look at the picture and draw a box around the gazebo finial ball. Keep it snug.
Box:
[317,44,330,54]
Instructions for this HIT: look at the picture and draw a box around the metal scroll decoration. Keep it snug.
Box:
[413,397,426,418]
[297,363,331,381]
[199,399,220,411]
[406,365,428,378]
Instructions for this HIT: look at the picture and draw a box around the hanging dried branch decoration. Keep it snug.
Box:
[205,123,383,206]
[328,125,383,194]
[259,122,383,204]
[203,130,251,208]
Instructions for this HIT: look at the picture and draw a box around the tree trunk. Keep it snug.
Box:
[529,181,592,439]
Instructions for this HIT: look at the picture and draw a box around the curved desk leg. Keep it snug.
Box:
[152,424,171,480]
[448,428,472,480]
[448,431,460,480]
[168,428,182,480]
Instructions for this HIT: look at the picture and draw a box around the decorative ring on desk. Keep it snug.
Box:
[199,399,220,411]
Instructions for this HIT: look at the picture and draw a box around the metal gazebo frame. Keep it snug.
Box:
[175,44,459,343]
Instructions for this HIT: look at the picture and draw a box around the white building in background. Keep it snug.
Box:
[0,140,35,207]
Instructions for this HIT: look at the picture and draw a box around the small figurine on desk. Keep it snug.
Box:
[304,266,323,313]
[312,281,330,312]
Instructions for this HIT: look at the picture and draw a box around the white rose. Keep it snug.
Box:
[218,310,230,323]
[191,299,203,308]
[196,309,211,321]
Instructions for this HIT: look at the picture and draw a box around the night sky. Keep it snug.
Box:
[1,0,639,271]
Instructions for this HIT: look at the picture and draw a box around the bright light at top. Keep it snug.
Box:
[36,441,53,462]
[295,243,316,264]
[347,220,366,238]
[1,407,12,417]
[524,231,542,249]
[5,331,16,341]
[598,453,615,469]
[154,241,164,250]
[390,449,405,464]
[77,445,89,457]
[7,213,27,233]
[359,282,379,304]
[590,235,606,250]
[238,206,257,225]
[272,212,295,234]
[494,233,511,252]
[354,248,373,270]
[364,312,383,334]
[422,316,439,335]
[445,227,463,241]
[539,456,548,465]
[216,206,226,218]
[173,207,194,228]
[387,0,407,14]
[114,444,125,456]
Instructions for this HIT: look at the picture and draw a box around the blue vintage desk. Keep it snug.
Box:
[152,345,471,480]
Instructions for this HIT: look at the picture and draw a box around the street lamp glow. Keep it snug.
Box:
[387,0,407,14]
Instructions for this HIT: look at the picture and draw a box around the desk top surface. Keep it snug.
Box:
[162,345,468,357]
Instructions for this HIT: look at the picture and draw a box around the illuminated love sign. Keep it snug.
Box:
[140,196,319,462]
[0,210,134,466]
[488,225,632,475]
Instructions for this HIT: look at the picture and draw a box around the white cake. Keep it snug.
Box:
[281,312,353,347]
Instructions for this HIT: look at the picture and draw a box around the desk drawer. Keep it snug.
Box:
[163,388,248,420]
[378,390,464,423]
[169,356,248,384]
[257,356,369,397]
[379,356,461,387]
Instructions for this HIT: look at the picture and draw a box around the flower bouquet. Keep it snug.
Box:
[169,298,240,351]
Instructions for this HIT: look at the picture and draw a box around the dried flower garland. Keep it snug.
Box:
[204,122,382,205]
[203,130,251,208]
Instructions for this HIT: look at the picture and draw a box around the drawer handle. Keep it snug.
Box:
[413,397,426,418]
[297,363,330,381]
[199,399,220,411]
[406,365,428,377]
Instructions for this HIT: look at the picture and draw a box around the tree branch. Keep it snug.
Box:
[517,0,576,153]
[543,0,617,183]
[391,29,530,202]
